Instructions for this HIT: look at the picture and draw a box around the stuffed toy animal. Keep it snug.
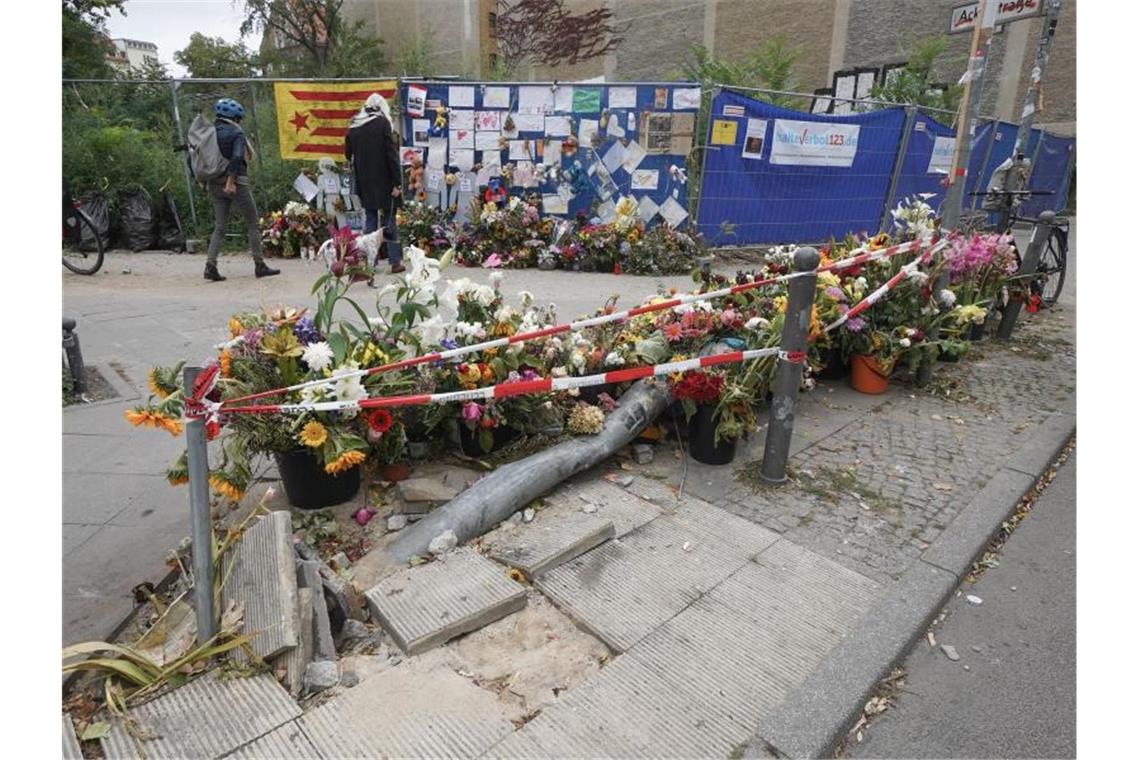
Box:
[407,155,426,201]
[483,176,508,207]
[427,104,448,137]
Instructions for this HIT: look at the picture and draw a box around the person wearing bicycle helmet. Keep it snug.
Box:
[345,93,404,274]
[204,98,279,282]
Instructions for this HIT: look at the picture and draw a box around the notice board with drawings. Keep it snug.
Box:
[399,80,697,228]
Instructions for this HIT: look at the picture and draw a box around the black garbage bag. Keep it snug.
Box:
[157,190,186,252]
[118,188,158,251]
[78,192,112,252]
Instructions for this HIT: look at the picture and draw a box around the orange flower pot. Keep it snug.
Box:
[850,354,893,395]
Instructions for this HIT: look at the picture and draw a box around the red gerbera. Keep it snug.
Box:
[366,408,394,434]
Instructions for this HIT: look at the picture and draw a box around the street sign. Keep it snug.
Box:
[950,0,1044,33]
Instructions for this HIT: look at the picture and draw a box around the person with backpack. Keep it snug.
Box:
[201,98,278,282]
[344,93,404,274]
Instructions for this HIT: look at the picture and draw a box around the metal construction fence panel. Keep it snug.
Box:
[888,109,957,214]
[397,79,696,226]
[696,89,907,246]
[1021,132,1076,216]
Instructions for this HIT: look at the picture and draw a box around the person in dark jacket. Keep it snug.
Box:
[204,98,279,282]
[345,93,404,273]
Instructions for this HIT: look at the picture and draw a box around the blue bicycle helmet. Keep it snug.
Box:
[214,98,245,120]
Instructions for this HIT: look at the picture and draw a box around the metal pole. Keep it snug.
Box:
[62,318,87,394]
[996,211,1055,340]
[170,80,198,228]
[760,246,820,485]
[1014,0,1063,155]
[183,366,217,643]
[942,0,996,231]
[880,106,918,233]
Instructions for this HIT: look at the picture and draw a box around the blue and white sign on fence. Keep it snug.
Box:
[770,119,861,167]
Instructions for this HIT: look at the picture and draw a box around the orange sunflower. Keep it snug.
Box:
[125,408,183,437]
[325,450,366,475]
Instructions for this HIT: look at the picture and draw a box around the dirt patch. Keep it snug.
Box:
[63,365,119,406]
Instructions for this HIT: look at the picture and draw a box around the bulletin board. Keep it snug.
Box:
[398,79,698,228]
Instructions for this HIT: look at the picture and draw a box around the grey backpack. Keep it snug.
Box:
[187,114,230,182]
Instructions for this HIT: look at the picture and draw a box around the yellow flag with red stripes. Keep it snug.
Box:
[273,80,397,161]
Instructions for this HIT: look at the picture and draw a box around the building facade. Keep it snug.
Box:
[341,0,1075,134]
[109,38,161,71]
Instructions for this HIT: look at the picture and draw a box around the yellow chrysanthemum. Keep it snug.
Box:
[817,271,841,289]
[325,450,366,475]
[492,322,516,337]
[298,421,328,448]
[228,317,244,337]
[773,295,788,314]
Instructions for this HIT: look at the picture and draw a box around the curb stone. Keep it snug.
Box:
[747,409,1076,759]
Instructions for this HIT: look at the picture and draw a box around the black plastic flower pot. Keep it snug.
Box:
[686,404,737,465]
[968,322,986,341]
[274,448,361,510]
[458,425,520,457]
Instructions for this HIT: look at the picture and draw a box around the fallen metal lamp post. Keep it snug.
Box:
[183,366,217,643]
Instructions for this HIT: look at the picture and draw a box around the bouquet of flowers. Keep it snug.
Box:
[396,201,452,259]
[259,202,331,259]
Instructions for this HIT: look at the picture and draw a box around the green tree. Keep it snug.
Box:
[395,32,438,78]
[175,32,261,78]
[239,0,387,77]
[870,36,963,124]
[62,0,125,79]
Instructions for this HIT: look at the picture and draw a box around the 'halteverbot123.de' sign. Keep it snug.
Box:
[769,119,860,168]
[950,0,1043,33]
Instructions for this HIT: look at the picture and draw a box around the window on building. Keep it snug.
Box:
[488,11,497,35]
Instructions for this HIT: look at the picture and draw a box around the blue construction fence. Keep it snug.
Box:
[398,79,696,228]
[695,88,1075,246]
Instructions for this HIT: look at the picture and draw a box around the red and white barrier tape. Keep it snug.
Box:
[216,235,935,409]
[213,347,800,417]
[822,239,946,333]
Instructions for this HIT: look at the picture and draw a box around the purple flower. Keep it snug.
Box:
[440,338,459,350]
[825,286,846,301]
[844,316,866,332]
[292,316,321,345]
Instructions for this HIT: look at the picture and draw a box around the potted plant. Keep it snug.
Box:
[671,370,752,465]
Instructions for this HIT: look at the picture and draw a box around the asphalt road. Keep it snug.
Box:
[847,453,1076,759]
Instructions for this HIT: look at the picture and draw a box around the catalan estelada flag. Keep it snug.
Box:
[273,80,397,160]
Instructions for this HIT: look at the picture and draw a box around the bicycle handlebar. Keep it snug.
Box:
[968,190,1055,196]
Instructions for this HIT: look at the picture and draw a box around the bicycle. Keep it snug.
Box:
[62,184,105,275]
[962,189,1068,307]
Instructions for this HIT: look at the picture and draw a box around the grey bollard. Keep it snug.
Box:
[62,317,87,394]
[760,247,820,485]
[183,366,217,643]
[997,211,1055,340]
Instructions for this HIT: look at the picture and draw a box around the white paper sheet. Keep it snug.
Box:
[602,141,627,174]
[483,86,510,109]
[608,86,637,109]
[622,140,647,172]
[500,116,519,139]
[475,111,501,131]
[514,113,545,132]
[475,131,502,151]
[557,182,574,201]
[448,86,475,108]
[542,194,568,214]
[578,118,599,147]
[458,172,475,193]
[672,88,701,110]
[519,86,554,114]
[659,196,689,228]
[512,160,538,187]
[606,114,625,138]
[637,195,659,222]
[425,168,444,192]
[449,110,474,131]
[405,85,427,116]
[449,148,475,171]
[630,169,658,191]
[509,140,533,160]
[450,128,474,149]
[545,115,572,137]
[595,200,617,223]
[553,86,574,112]
[480,151,501,170]
[292,173,319,202]
[428,137,447,169]
[411,119,431,147]
[741,118,768,160]
[544,139,562,165]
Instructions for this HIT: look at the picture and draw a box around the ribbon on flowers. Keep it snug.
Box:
[217,235,936,410]
[218,347,800,416]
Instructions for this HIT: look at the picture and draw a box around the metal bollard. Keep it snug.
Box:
[183,366,217,643]
[760,247,820,485]
[62,318,87,394]
[997,211,1055,340]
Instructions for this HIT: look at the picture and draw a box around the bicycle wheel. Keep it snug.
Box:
[1036,227,1067,307]
[63,209,105,275]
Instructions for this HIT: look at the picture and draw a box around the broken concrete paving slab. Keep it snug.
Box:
[297,663,517,758]
[63,715,82,760]
[550,478,663,537]
[278,587,314,697]
[397,477,461,505]
[486,509,616,577]
[296,561,336,662]
[100,672,301,760]
[221,511,299,661]
[223,720,323,759]
[365,547,527,655]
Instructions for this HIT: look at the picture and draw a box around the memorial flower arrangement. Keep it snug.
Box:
[259,201,331,259]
